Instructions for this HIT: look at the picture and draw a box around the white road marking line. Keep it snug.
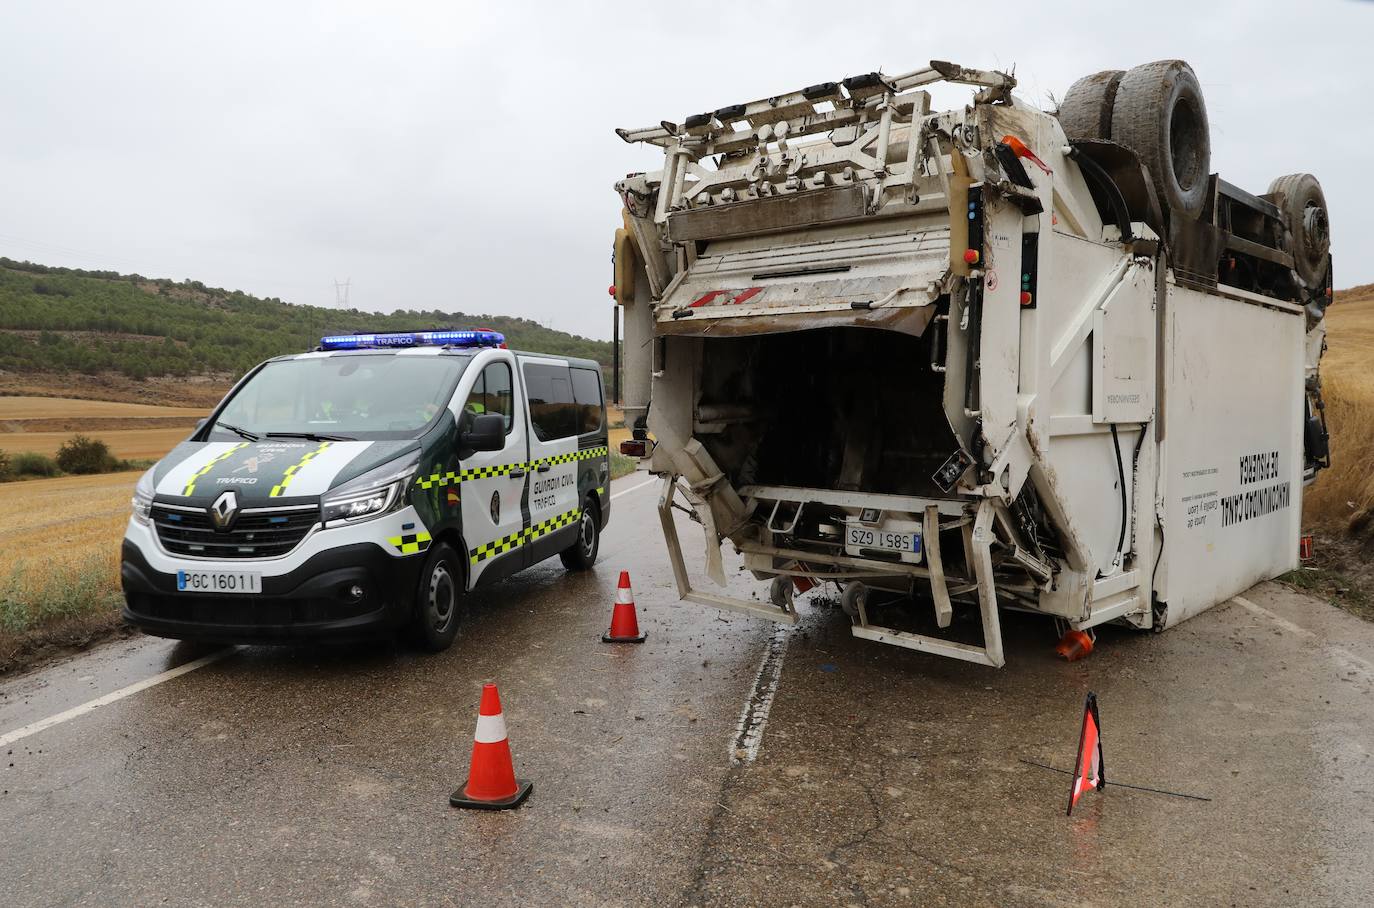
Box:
[0,648,233,749]
[1232,596,1374,677]
[731,624,791,765]
[611,476,657,500]
[1232,595,1313,638]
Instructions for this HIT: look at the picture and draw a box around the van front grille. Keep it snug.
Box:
[152,504,318,559]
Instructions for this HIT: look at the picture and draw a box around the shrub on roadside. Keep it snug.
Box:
[0,449,11,481]
[56,435,117,474]
[11,452,61,478]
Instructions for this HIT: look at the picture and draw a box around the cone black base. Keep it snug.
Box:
[450,779,532,810]
[601,631,647,643]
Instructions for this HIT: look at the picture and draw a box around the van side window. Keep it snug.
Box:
[523,363,577,440]
[571,367,603,435]
[463,362,514,433]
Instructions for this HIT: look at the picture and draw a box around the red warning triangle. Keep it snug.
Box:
[1067,692,1106,816]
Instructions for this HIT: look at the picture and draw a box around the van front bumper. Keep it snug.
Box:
[120,538,426,644]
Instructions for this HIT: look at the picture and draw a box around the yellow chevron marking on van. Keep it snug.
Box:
[269,441,333,498]
[181,443,250,497]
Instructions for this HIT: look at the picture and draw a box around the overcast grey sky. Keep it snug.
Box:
[2,1,1369,339]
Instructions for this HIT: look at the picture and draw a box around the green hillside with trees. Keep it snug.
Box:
[0,258,610,380]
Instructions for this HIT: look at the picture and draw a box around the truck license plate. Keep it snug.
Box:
[176,570,262,594]
[846,526,921,557]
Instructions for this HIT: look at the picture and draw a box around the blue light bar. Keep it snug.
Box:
[319,330,506,351]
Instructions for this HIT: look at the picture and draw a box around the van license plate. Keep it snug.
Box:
[176,570,262,594]
[845,527,921,556]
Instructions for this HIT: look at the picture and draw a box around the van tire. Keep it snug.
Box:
[409,541,466,652]
[1267,173,1330,287]
[1110,60,1210,220]
[560,498,600,571]
[1056,70,1123,141]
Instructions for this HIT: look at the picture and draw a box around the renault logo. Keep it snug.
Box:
[210,490,239,530]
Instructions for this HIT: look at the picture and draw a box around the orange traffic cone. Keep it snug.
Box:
[1055,628,1094,662]
[450,683,532,810]
[602,570,647,643]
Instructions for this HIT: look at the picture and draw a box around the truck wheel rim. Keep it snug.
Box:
[580,511,595,557]
[428,563,455,633]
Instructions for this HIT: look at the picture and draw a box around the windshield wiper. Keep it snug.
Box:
[266,431,356,442]
[215,421,260,442]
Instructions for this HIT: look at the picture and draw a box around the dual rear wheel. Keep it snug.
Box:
[1058,60,1328,286]
[1058,60,1210,220]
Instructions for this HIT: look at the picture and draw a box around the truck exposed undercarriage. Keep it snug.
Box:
[612,60,1332,666]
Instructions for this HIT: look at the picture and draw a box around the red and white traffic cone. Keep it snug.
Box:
[449,683,532,810]
[602,570,647,643]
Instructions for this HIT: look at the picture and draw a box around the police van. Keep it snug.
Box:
[121,330,611,651]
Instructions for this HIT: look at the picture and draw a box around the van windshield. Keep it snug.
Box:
[208,353,471,441]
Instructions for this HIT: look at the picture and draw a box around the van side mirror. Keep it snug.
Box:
[195,418,207,432]
[461,413,506,453]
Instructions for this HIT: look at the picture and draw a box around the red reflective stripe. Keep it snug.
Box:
[730,287,763,305]
[688,290,727,308]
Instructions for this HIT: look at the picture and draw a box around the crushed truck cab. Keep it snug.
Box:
[613,60,1332,666]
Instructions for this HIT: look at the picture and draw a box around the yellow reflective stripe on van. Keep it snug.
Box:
[468,507,580,565]
[527,507,580,541]
[181,442,250,497]
[269,441,332,498]
[527,447,609,471]
[387,531,432,555]
[415,470,462,490]
[414,447,607,491]
[470,527,526,565]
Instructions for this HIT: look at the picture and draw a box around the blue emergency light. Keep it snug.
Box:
[319,329,506,351]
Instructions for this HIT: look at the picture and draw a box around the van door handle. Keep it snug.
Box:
[510,467,527,478]
[536,462,552,473]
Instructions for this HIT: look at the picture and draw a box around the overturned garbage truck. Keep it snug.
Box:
[611,60,1332,666]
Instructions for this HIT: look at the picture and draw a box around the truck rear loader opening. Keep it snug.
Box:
[612,59,1332,666]
[690,327,956,498]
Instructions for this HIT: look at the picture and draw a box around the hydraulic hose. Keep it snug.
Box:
[1107,423,1126,575]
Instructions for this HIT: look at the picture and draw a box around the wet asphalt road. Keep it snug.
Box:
[2,473,1373,907]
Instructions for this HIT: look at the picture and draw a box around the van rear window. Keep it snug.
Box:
[524,363,605,440]
[571,368,604,435]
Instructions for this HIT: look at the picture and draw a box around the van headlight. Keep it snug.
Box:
[323,482,401,523]
[321,452,419,526]
[131,469,155,525]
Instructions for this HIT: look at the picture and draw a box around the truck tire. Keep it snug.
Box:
[559,497,601,571]
[1056,70,1123,141]
[1110,60,1210,220]
[409,541,467,652]
[1268,173,1330,287]
[840,582,868,620]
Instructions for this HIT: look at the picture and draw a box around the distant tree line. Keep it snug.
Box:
[0,258,613,381]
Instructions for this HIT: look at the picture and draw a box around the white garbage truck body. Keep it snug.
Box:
[612,61,1332,666]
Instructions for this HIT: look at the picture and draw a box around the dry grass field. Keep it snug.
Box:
[0,471,137,668]
[0,395,203,461]
[2,426,195,460]
[1302,284,1374,530]
[0,396,204,420]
